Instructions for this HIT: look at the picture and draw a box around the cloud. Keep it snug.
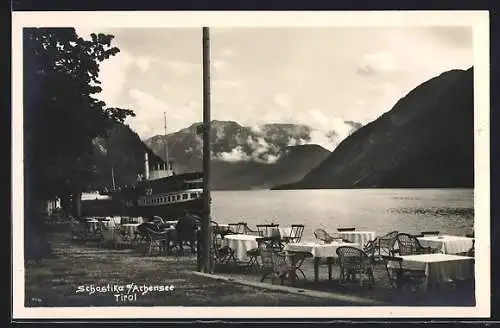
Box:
[213,60,227,70]
[129,88,165,110]
[300,110,362,151]
[356,52,399,76]
[127,88,200,138]
[308,130,335,151]
[213,79,242,89]
[287,137,307,146]
[427,27,473,48]
[96,50,134,106]
[216,146,250,162]
[136,56,152,72]
[222,48,235,56]
[308,109,330,127]
[165,60,199,75]
[273,94,291,108]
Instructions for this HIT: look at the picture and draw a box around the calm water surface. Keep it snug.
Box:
[211,189,474,241]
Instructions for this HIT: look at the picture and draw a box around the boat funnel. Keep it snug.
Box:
[144,153,149,180]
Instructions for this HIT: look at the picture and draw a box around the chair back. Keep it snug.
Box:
[210,221,224,250]
[378,231,399,251]
[337,227,356,232]
[313,228,334,243]
[259,246,287,273]
[228,222,248,234]
[336,246,371,272]
[121,217,132,225]
[152,216,165,225]
[289,224,305,242]
[256,223,279,237]
[396,233,427,255]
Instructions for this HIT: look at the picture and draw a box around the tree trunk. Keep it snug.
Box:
[60,193,71,217]
[24,195,54,261]
[72,191,82,218]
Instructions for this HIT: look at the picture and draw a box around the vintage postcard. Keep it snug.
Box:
[12,10,490,319]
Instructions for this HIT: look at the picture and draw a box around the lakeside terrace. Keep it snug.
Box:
[24,216,475,307]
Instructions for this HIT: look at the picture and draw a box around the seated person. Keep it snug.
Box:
[174,210,200,253]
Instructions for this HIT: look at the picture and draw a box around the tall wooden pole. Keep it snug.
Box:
[201,26,212,273]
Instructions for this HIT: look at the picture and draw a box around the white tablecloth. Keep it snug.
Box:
[337,231,376,248]
[417,235,474,255]
[85,219,100,232]
[163,220,178,229]
[121,223,141,238]
[284,241,361,258]
[222,234,258,261]
[389,254,474,290]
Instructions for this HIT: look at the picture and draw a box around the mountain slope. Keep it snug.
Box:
[211,144,331,190]
[273,68,474,189]
[144,121,359,189]
[90,123,163,190]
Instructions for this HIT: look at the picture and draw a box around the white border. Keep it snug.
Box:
[12,10,490,319]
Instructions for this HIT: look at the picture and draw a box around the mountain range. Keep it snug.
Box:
[144,121,362,189]
[273,67,474,189]
[89,67,474,191]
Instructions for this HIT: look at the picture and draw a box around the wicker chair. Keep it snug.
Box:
[395,233,436,256]
[382,255,427,291]
[259,246,295,285]
[363,230,399,260]
[137,224,170,255]
[336,246,375,287]
[151,216,165,225]
[104,225,131,249]
[313,228,335,244]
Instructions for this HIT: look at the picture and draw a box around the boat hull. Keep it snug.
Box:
[125,197,204,219]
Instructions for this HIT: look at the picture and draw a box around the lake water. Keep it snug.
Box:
[211,189,474,241]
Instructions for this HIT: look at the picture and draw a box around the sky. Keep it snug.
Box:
[74,26,473,141]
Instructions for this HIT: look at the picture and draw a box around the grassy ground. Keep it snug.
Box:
[24,223,361,307]
[215,256,475,306]
[24,222,474,307]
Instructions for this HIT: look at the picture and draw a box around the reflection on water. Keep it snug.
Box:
[388,207,474,218]
[211,189,474,241]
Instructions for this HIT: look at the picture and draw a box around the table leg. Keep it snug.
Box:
[291,255,297,286]
[328,257,333,280]
[314,257,320,282]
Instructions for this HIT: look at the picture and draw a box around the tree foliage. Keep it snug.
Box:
[23,28,135,207]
